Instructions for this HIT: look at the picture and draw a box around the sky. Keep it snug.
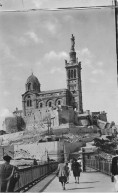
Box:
[0,0,118,129]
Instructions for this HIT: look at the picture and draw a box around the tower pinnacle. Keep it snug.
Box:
[69,34,76,63]
[70,34,75,51]
[65,35,83,113]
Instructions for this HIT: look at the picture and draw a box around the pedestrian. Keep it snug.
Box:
[77,157,83,172]
[33,159,38,165]
[72,158,81,184]
[56,160,68,190]
[65,162,70,183]
[0,155,19,192]
[111,150,118,191]
[70,158,73,171]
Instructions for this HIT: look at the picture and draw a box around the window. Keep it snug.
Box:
[40,103,43,108]
[30,100,32,106]
[27,99,32,107]
[58,100,61,105]
[27,100,29,107]
[68,70,70,79]
[49,102,52,107]
[71,70,73,78]
[74,69,76,78]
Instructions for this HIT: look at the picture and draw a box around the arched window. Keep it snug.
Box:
[26,96,32,107]
[58,100,61,105]
[74,69,76,78]
[68,70,70,79]
[49,102,52,107]
[27,100,29,107]
[30,100,32,106]
[71,70,73,78]
[40,103,43,108]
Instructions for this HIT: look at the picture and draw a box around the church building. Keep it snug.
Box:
[4,35,85,133]
[3,35,108,133]
[22,34,83,121]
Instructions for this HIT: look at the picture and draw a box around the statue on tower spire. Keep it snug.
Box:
[71,34,75,51]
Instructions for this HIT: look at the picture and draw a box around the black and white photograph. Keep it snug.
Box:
[0,0,118,193]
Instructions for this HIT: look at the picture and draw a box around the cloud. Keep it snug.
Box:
[1,44,15,61]
[31,0,47,8]
[50,67,65,74]
[80,48,91,56]
[79,48,94,68]
[44,21,57,35]
[91,69,104,75]
[0,109,13,118]
[25,31,43,44]
[44,51,68,61]
[18,37,28,46]
[79,49,105,78]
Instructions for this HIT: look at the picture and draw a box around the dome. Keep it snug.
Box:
[26,73,41,92]
[26,73,40,84]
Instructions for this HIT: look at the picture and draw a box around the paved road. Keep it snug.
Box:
[27,170,115,193]
[44,171,115,192]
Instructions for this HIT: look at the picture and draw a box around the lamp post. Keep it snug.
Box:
[82,147,86,172]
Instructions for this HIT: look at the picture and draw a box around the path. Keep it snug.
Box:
[27,170,115,193]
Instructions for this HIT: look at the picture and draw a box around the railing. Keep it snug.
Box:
[85,159,111,175]
[14,162,58,192]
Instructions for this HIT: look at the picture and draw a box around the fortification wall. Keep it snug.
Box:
[24,106,75,132]
[4,117,25,133]
[14,141,63,161]
[24,107,59,131]
[58,106,74,125]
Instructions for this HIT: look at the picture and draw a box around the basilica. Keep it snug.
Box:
[20,35,84,130]
[4,35,107,133]
[22,34,83,117]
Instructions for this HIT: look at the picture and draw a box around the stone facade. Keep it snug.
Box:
[21,35,83,130]
[65,34,83,113]
[4,116,25,133]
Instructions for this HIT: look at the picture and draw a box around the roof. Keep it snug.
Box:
[77,113,89,117]
[26,73,40,85]
[39,88,69,94]
[22,88,68,97]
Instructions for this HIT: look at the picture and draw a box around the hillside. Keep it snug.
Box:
[0,124,100,146]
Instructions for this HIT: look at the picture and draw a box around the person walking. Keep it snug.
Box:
[77,157,83,172]
[70,158,74,171]
[56,160,68,190]
[0,155,19,192]
[72,158,81,184]
[33,159,38,166]
[111,151,118,191]
[65,162,70,183]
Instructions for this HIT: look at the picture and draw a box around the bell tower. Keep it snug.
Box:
[65,34,83,113]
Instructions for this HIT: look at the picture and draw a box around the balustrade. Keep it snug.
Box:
[14,162,58,192]
[85,159,111,175]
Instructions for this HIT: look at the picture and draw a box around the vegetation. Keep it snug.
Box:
[93,136,118,154]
